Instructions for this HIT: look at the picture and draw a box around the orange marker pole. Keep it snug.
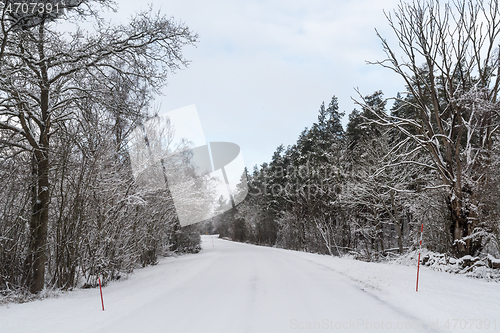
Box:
[416,223,423,292]
[99,277,105,311]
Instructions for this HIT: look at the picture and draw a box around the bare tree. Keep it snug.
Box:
[0,1,197,293]
[362,0,500,256]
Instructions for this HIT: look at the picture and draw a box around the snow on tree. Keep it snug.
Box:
[360,0,500,256]
[0,0,197,293]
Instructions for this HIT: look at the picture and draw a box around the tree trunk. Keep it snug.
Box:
[396,221,403,254]
[27,149,49,293]
[449,195,468,256]
[27,41,51,292]
[390,191,404,254]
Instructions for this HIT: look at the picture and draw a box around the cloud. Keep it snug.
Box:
[108,0,405,169]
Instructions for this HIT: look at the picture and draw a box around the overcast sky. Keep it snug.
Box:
[110,0,404,169]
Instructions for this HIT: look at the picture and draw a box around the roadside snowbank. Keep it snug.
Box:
[394,249,500,281]
[284,247,500,332]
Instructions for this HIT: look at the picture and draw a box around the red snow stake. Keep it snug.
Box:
[212,236,214,248]
[416,223,423,292]
[99,277,105,311]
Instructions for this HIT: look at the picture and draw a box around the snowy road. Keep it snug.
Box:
[97,237,429,333]
[1,236,497,333]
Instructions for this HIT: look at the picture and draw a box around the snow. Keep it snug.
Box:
[395,249,500,280]
[1,236,499,332]
[287,251,500,332]
[488,254,500,264]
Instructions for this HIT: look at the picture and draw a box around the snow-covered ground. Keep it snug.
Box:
[1,236,499,332]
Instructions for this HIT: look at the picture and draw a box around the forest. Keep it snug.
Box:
[0,0,202,297]
[1,0,500,299]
